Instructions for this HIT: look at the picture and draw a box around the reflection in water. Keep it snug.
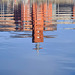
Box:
[1,0,75,51]
[34,43,43,54]
[0,0,57,52]
[0,0,75,75]
[0,0,75,31]
[0,0,57,31]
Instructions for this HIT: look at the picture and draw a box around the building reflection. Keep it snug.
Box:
[0,0,15,31]
[73,5,75,24]
[0,0,75,52]
[0,0,57,31]
[21,0,32,31]
[1,0,75,31]
[14,0,21,31]
[32,1,44,52]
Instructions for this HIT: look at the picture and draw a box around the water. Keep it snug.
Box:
[0,0,75,75]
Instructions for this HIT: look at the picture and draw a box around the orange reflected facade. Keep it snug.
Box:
[32,2,44,43]
[21,1,32,31]
[44,2,52,30]
[1,0,75,31]
[73,5,75,19]
[0,0,57,32]
[16,1,56,32]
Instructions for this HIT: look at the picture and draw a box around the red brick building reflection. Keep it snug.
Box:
[43,2,52,30]
[32,2,44,43]
[73,5,75,19]
[14,1,57,32]
[21,1,32,31]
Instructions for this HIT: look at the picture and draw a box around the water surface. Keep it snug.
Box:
[0,0,75,75]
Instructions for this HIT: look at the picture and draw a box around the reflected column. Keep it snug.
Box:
[32,2,44,53]
[43,1,53,31]
[73,5,75,20]
[14,1,21,31]
[21,0,32,31]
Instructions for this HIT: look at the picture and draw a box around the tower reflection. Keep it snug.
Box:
[10,0,57,53]
[32,1,57,53]
[32,1,44,53]
[21,0,32,31]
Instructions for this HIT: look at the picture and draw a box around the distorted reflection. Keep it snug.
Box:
[1,0,75,31]
[0,0,75,75]
[1,0,75,52]
[0,0,75,47]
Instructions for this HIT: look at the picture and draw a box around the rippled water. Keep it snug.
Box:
[0,0,75,75]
